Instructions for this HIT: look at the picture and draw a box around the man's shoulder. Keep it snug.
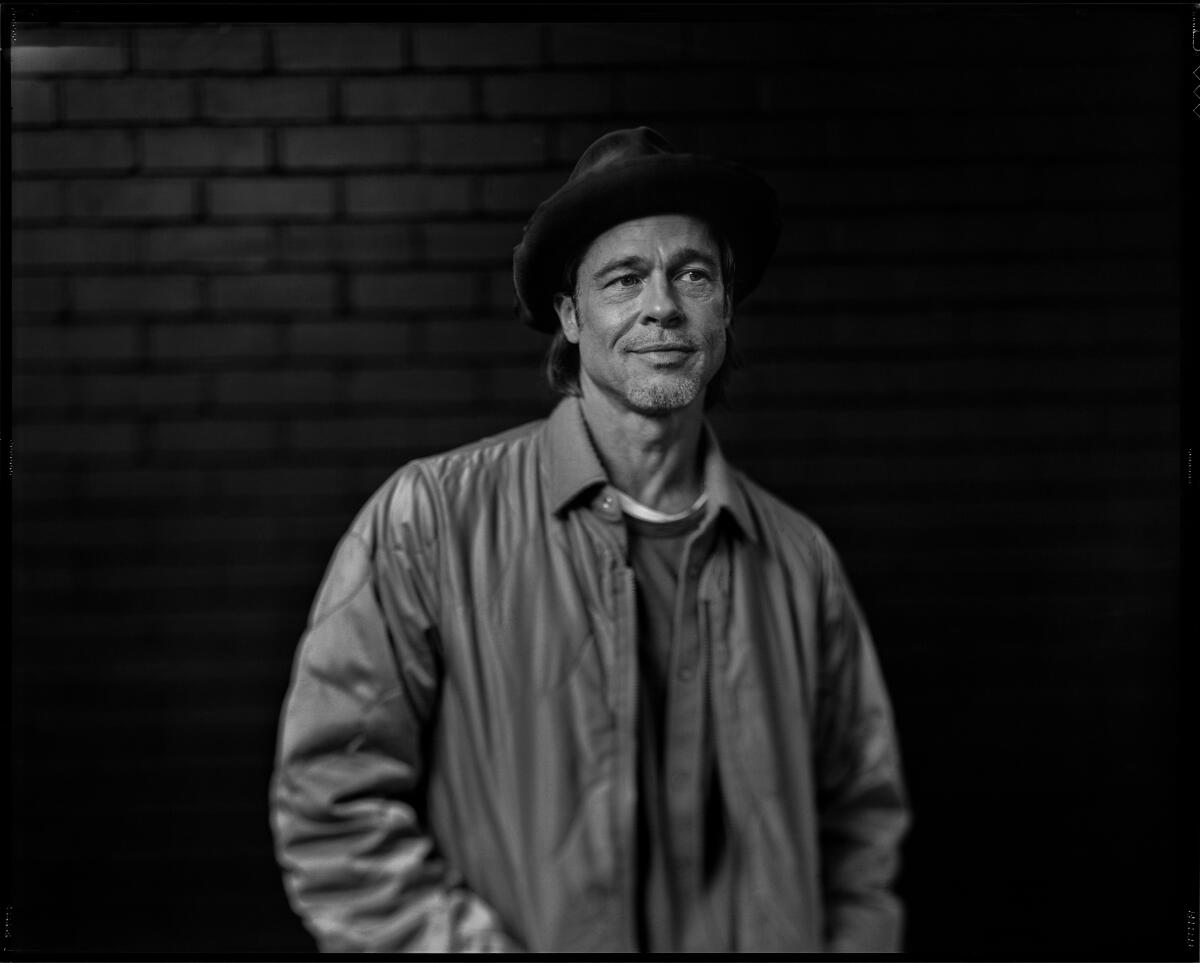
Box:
[354,415,548,537]
[732,466,838,571]
[411,415,546,493]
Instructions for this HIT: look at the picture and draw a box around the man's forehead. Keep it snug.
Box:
[582,214,720,264]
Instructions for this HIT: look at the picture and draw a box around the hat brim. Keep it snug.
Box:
[513,153,781,333]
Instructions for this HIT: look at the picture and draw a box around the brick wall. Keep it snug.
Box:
[9,12,1185,955]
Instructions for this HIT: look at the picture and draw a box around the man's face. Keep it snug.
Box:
[554,214,730,417]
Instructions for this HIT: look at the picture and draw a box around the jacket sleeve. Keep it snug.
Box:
[269,468,520,952]
[814,537,911,953]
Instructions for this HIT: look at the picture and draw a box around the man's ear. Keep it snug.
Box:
[554,293,580,345]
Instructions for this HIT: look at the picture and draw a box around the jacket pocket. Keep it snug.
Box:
[741,805,819,951]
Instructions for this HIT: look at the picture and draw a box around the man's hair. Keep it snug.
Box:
[543,227,742,411]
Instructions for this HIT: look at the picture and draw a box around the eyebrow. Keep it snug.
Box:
[591,255,649,282]
[590,247,719,282]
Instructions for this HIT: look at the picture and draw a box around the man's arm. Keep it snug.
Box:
[814,538,911,953]
[270,471,519,952]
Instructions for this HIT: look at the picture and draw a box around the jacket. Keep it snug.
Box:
[270,397,910,953]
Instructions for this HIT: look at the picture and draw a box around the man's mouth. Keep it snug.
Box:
[629,344,694,354]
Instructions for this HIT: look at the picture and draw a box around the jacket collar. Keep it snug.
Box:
[542,397,759,544]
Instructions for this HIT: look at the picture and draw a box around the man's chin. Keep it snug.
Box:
[623,377,702,416]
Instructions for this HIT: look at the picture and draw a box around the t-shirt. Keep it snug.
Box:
[622,494,734,952]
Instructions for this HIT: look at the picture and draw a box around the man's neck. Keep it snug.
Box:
[577,386,706,515]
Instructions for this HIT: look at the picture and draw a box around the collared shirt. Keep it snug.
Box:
[557,405,746,951]
[541,395,759,548]
[626,502,732,952]
[274,396,910,954]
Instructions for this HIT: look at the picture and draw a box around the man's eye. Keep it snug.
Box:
[678,270,711,283]
[614,274,641,288]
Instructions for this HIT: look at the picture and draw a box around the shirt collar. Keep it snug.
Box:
[541,396,759,544]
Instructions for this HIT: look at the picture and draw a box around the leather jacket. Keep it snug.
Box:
[270,397,909,952]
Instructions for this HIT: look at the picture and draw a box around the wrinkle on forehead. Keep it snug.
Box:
[582,214,720,266]
[578,216,723,303]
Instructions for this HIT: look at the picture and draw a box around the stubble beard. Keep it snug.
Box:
[624,374,702,415]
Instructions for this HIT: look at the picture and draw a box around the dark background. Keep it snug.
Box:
[7,8,1191,958]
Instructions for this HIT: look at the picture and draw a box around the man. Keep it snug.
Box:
[271,127,909,953]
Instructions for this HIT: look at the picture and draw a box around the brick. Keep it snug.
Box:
[13,374,78,412]
[12,27,128,74]
[485,268,522,316]
[65,179,195,221]
[480,170,565,214]
[351,272,476,312]
[140,226,274,267]
[69,467,211,502]
[281,126,413,170]
[549,22,684,65]
[13,566,79,597]
[279,224,415,264]
[713,112,1170,165]
[202,79,331,122]
[12,181,63,222]
[15,324,140,363]
[417,123,546,169]
[150,420,277,453]
[552,121,655,164]
[287,415,413,453]
[151,323,277,361]
[79,373,208,409]
[13,130,135,174]
[11,277,68,318]
[211,274,336,312]
[300,410,520,451]
[63,79,193,124]
[759,64,1166,117]
[20,422,140,457]
[732,357,1178,399]
[688,23,791,65]
[422,318,544,358]
[345,174,471,217]
[414,24,540,68]
[483,72,612,118]
[74,275,201,314]
[135,26,265,73]
[768,159,1178,211]
[12,81,56,125]
[775,211,1176,259]
[348,368,477,405]
[738,308,1176,355]
[342,76,472,120]
[770,260,1178,304]
[208,178,334,219]
[425,222,523,265]
[274,24,405,71]
[142,128,269,172]
[288,320,416,358]
[486,365,558,407]
[13,228,138,267]
[211,465,351,498]
[214,371,340,406]
[615,69,756,114]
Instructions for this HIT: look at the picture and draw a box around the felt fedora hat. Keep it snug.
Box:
[513,126,782,333]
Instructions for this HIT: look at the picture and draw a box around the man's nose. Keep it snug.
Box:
[640,271,683,326]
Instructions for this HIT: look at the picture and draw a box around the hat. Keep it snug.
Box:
[512,126,782,333]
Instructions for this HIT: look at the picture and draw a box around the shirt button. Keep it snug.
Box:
[672,770,689,789]
[678,666,694,681]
